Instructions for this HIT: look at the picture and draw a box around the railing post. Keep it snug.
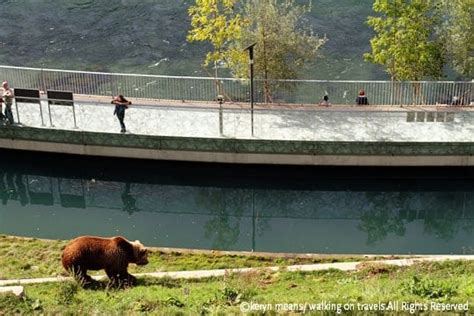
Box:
[40,68,46,93]
[46,94,53,127]
[400,82,404,107]
[38,98,45,126]
[39,68,48,126]
[13,99,20,125]
[72,103,78,129]
[218,95,223,136]
[389,81,394,106]
[109,75,114,97]
[219,103,223,136]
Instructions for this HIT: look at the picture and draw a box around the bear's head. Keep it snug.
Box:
[131,240,149,266]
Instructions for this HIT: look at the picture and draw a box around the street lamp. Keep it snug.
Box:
[244,43,256,137]
[217,94,224,135]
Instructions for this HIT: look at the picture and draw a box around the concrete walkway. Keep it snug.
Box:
[8,95,474,142]
[1,255,473,287]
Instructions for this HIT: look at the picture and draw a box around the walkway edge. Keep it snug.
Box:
[1,256,474,287]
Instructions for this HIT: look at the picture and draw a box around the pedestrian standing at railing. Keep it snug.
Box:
[0,97,4,122]
[355,89,369,105]
[111,95,131,133]
[2,81,14,125]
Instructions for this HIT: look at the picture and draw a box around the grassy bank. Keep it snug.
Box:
[0,235,382,280]
[1,235,473,314]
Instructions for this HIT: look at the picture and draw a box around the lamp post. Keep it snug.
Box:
[244,43,256,137]
[217,94,224,135]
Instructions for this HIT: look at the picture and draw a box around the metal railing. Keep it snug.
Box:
[0,65,472,106]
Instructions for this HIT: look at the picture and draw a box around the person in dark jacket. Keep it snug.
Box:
[111,95,131,133]
[319,95,331,107]
[356,89,369,105]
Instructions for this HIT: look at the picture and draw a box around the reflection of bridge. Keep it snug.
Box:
[0,66,474,166]
[2,171,473,221]
[2,171,474,254]
[2,149,474,254]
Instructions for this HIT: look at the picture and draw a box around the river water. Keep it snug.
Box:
[0,1,387,79]
[0,149,473,254]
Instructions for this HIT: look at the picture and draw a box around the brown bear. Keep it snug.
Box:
[61,236,148,287]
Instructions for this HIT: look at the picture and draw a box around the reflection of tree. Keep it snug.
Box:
[252,192,272,240]
[461,222,474,234]
[358,192,407,245]
[423,208,459,240]
[197,188,249,250]
[5,173,17,202]
[0,172,7,205]
[204,216,241,250]
[255,209,271,238]
[15,174,28,206]
[0,172,29,205]
[121,183,140,215]
[422,193,465,241]
[359,191,473,245]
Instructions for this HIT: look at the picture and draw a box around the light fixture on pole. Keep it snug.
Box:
[217,94,224,135]
[244,43,256,137]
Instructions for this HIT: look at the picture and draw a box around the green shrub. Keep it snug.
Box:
[402,276,457,299]
[56,281,79,305]
[165,296,185,308]
[221,286,243,305]
[0,293,42,314]
[133,299,161,312]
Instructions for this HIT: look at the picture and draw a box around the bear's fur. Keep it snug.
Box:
[61,236,148,286]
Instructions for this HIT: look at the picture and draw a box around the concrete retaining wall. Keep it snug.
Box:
[1,126,473,166]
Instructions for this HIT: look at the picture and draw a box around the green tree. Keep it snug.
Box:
[187,0,247,73]
[364,0,444,81]
[187,0,326,102]
[437,0,474,78]
[236,0,327,102]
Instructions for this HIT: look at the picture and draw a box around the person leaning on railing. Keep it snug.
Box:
[2,81,14,125]
[111,95,132,133]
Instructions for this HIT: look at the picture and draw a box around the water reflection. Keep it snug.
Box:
[0,155,473,254]
[121,183,140,215]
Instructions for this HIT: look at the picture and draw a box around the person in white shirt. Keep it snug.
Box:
[2,81,14,124]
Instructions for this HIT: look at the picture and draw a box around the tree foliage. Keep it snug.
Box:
[436,0,474,77]
[187,0,246,68]
[234,0,327,81]
[364,0,444,81]
[187,0,326,83]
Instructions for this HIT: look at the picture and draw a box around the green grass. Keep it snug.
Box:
[1,261,473,314]
[1,235,474,314]
[0,235,381,280]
